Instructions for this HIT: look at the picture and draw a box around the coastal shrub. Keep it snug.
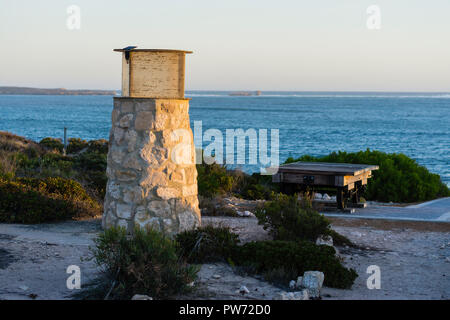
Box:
[90,227,198,299]
[67,138,89,154]
[232,172,278,200]
[285,149,450,203]
[73,152,108,197]
[255,193,330,242]
[39,137,64,152]
[198,196,239,217]
[255,193,354,246]
[232,240,358,289]
[1,132,43,157]
[17,177,94,202]
[196,161,235,198]
[176,225,240,263]
[0,177,101,223]
[87,139,109,154]
[73,151,107,172]
[0,152,17,179]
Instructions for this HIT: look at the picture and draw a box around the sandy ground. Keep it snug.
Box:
[194,216,450,300]
[0,213,449,300]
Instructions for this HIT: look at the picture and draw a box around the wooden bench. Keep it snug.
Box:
[272,161,379,209]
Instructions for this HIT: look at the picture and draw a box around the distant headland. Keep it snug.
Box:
[0,86,117,95]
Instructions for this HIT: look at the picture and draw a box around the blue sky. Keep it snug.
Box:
[1,0,449,91]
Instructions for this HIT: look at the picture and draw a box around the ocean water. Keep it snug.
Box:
[0,91,449,185]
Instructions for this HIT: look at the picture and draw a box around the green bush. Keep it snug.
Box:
[39,137,64,152]
[255,193,354,247]
[67,138,88,154]
[17,177,94,202]
[74,151,107,172]
[255,193,331,242]
[87,139,109,154]
[233,240,358,289]
[90,227,199,299]
[176,225,240,263]
[285,149,450,203]
[196,161,235,198]
[175,225,357,289]
[232,172,278,200]
[0,177,101,223]
[73,152,108,198]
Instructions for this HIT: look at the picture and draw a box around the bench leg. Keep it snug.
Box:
[337,187,346,210]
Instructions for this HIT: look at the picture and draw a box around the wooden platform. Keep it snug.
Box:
[273,161,379,209]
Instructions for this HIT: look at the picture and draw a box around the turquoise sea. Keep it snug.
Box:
[0,91,449,186]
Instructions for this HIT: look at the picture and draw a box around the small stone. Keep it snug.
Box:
[119,114,133,128]
[239,286,250,294]
[131,294,153,300]
[116,203,132,219]
[277,290,309,300]
[135,111,154,131]
[156,187,179,200]
[212,274,221,279]
[289,280,296,289]
[301,271,324,298]
[296,276,303,289]
[316,235,333,246]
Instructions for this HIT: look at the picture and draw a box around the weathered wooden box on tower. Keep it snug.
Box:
[114,48,192,98]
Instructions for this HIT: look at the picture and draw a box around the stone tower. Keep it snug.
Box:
[102,48,200,235]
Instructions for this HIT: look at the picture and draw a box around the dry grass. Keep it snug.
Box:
[0,152,17,176]
[0,131,43,154]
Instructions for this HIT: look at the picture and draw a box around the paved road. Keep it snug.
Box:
[323,197,450,222]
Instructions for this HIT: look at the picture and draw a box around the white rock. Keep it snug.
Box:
[131,294,153,300]
[239,286,250,294]
[296,276,303,289]
[289,280,296,289]
[277,290,309,300]
[316,235,333,246]
[212,274,221,279]
[301,271,324,298]
[244,211,255,217]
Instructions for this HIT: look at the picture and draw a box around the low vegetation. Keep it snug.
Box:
[176,225,240,263]
[0,131,107,223]
[0,177,101,223]
[254,193,353,246]
[234,240,357,289]
[177,224,357,289]
[86,227,198,300]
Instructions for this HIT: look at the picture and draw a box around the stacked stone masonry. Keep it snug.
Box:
[102,97,201,235]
